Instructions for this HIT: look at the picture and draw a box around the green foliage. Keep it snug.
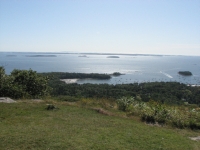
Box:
[40,72,111,79]
[0,67,50,99]
[45,75,200,105]
[46,104,58,110]
[140,101,170,124]
[112,72,123,76]
[1,101,199,150]
[178,71,192,76]
[0,67,5,82]
[122,97,200,129]
[117,97,135,111]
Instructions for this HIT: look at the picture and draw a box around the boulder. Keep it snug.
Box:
[0,97,16,103]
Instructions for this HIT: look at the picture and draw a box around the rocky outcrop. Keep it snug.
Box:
[0,97,16,103]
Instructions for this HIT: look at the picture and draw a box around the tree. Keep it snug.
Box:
[0,67,50,99]
[0,67,5,88]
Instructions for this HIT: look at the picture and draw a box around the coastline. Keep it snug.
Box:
[60,79,79,84]
[187,84,200,87]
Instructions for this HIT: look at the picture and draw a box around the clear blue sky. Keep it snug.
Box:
[0,0,200,55]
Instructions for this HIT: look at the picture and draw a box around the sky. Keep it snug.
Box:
[0,0,200,56]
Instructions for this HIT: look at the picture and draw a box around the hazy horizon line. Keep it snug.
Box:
[0,51,200,57]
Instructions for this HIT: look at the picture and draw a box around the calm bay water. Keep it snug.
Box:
[0,52,200,85]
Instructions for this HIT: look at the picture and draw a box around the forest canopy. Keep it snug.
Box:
[0,67,49,99]
[1,68,200,106]
[40,72,111,79]
[44,72,200,105]
[178,71,192,76]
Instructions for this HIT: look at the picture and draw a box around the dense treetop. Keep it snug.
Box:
[0,67,49,99]
[1,68,200,106]
[45,72,200,105]
[178,71,192,76]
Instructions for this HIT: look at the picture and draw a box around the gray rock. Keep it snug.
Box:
[0,97,16,103]
[189,136,200,141]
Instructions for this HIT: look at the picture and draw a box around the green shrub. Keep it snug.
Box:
[0,67,50,99]
[117,97,135,111]
[118,97,200,129]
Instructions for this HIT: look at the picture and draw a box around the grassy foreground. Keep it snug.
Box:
[0,100,200,150]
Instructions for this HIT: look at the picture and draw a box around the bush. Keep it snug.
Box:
[0,67,50,99]
[46,104,59,110]
[117,97,135,111]
[119,97,200,129]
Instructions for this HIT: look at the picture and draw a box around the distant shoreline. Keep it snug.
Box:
[1,51,200,57]
[26,55,57,57]
[60,79,79,84]
[107,56,120,58]
[1,51,191,57]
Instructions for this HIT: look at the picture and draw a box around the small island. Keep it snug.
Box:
[26,55,57,57]
[78,55,87,57]
[178,71,192,76]
[41,72,111,80]
[111,72,124,76]
[107,56,120,58]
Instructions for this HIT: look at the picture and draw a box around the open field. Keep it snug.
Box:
[0,100,200,150]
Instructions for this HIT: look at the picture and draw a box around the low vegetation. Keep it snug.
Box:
[1,67,200,149]
[40,72,111,79]
[117,97,200,130]
[47,74,200,105]
[0,100,200,150]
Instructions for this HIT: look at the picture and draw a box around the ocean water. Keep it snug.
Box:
[0,52,200,85]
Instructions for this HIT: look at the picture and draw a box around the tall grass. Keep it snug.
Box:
[117,97,200,129]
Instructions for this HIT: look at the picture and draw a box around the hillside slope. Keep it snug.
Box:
[0,100,200,150]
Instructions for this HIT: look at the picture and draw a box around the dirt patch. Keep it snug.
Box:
[0,97,16,103]
[145,122,163,127]
[93,108,114,116]
[31,99,44,102]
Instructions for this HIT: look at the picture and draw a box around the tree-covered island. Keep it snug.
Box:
[107,56,120,58]
[178,71,192,76]
[111,72,124,76]
[41,72,111,79]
